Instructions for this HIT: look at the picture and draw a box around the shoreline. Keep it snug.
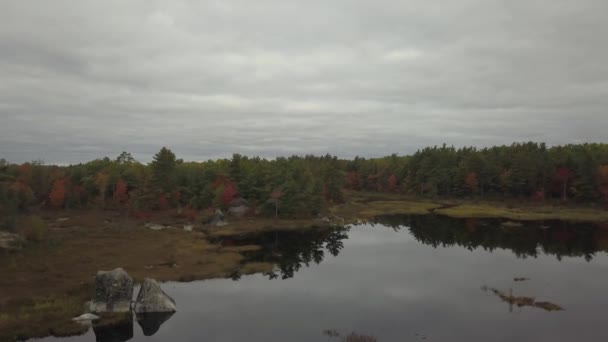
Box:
[333,191,608,223]
[1,193,607,341]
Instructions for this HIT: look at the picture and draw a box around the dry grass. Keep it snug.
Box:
[219,245,263,253]
[340,191,608,223]
[435,204,608,222]
[207,218,333,238]
[330,195,440,223]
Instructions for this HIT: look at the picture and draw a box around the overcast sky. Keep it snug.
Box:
[1,1,607,164]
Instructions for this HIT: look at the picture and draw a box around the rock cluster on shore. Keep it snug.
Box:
[85,268,177,314]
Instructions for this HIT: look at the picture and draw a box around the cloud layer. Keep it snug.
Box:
[1,0,607,163]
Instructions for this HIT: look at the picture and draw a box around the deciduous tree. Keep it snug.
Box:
[49,179,66,208]
[113,180,129,204]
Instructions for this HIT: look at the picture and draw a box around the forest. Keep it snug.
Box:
[1,142,608,226]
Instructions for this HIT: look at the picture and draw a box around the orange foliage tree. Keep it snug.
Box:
[113,180,129,204]
[387,174,397,192]
[49,179,66,208]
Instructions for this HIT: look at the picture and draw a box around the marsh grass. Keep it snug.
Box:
[208,218,333,238]
[435,204,608,222]
[340,191,608,223]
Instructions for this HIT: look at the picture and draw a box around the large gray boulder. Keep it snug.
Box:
[227,205,249,218]
[134,278,177,313]
[88,268,134,313]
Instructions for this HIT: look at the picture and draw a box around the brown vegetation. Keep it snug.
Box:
[0,209,286,341]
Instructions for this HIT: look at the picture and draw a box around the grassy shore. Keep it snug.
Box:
[433,204,608,221]
[0,210,279,341]
[336,191,608,223]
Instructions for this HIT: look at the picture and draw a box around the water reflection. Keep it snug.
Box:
[136,312,175,336]
[373,215,608,261]
[92,318,133,342]
[225,227,350,280]
[89,312,174,342]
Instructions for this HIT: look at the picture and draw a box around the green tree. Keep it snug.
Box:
[150,147,177,193]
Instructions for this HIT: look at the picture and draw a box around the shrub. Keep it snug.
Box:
[22,216,48,242]
[1,215,17,232]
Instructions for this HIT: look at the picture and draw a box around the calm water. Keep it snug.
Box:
[37,215,608,342]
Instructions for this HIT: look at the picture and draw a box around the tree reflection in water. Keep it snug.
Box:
[373,214,608,261]
[228,226,350,280]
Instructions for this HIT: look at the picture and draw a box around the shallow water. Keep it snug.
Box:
[35,216,608,341]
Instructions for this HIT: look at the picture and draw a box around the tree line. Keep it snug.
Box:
[0,148,344,221]
[345,142,608,202]
[1,142,607,224]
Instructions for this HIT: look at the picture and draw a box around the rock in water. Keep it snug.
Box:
[134,278,177,313]
[89,268,134,313]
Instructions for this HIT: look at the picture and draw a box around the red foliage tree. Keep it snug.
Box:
[465,172,479,194]
[158,193,170,210]
[554,167,574,201]
[387,174,397,192]
[221,183,237,208]
[49,179,66,208]
[532,188,546,202]
[346,171,361,190]
[113,180,129,204]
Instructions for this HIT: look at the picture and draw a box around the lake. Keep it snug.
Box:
[35,215,608,341]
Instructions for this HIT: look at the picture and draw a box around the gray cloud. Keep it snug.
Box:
[1,0,607,164]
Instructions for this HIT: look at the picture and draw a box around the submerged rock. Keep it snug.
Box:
[89,268,134,313]
[134,278,177,313]
[136,312,175,336]
[72,313,100,321]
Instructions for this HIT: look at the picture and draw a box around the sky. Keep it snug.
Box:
[1,0,607,164]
